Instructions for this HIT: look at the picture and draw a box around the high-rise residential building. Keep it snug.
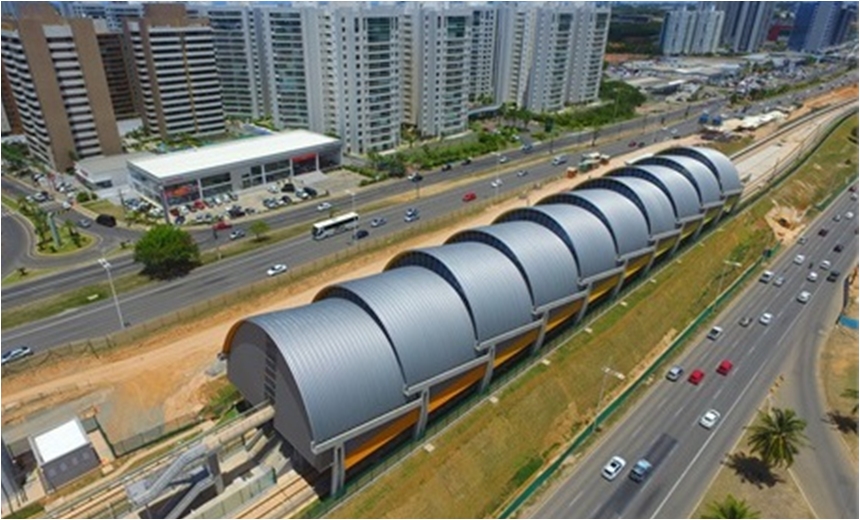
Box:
[193,4,264,119]
[125,3,225,139]
[789,2,857,53]
[0,3,121,171]
[468,5,498,104]
[402,2,471,137]
[660,6,724,55]
[69,1,144,32]
[93,19,136,120]
[716,2,774,53]
[1,69,23,134]
[320,3,402,154]
[496,2,609,113]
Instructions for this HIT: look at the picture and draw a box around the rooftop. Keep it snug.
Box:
[31,418,90,465]
[129,130,341,179]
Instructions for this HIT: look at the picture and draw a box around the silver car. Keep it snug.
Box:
[601,456,626,481]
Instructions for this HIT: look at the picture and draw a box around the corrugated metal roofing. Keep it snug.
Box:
[637,155,723,208]
[245,300,408,442]
[315,267,477,386]
[386,243,534,342]
[611,165,702,221]
[446,221,581,308]
[580,177,677,237]
[496,205,618,280]
[540,189,651,256]
[664,146,743,195]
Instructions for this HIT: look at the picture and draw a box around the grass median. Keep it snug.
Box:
[326,115,858,518]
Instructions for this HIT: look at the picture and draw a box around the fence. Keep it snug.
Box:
[187,467,276,519]
[105,412,202,458]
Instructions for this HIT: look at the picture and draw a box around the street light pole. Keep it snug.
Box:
[346,190,356,243]
[592,357,624,434]
[98,258,125,329]
[716,260,743,299]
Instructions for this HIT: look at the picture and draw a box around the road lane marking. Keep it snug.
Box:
[567,490,584,508]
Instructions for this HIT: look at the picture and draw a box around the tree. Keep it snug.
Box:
[842,388,858,414]
[133,224,201,279]
[64,219,82,248]
[702,494,760,519]
[747,407,809,468]
[249,220,270,241]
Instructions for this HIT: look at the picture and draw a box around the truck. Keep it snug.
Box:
[566,166,578,178]
[582,151,610,164]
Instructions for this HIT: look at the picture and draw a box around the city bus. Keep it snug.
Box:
[311,212,359,240]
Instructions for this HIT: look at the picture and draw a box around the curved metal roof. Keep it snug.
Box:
[636,155,722,208]
[446,221,581,308]
[386,243,534,341]
[495,205,618,280]
[539,189,651,256]
[579,177,678,237]
[315,267,477,386]
[242,299,407,442]
[663,146,743,195]
[610,165,702,221]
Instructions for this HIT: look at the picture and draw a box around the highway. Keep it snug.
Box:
[531,190,859,519]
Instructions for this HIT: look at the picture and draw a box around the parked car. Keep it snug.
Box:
[601,456,626,481]
[281,183,296,193]
[303,186,319,197]
[266,264,288,277]
[1,346,33,366]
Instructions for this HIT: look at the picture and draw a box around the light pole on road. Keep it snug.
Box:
[98,258,125,329]
[592,357,625,434]
[717,260,743,299]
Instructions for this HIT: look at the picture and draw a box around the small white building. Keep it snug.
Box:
[127,130,342,210]
[29,418,99,493]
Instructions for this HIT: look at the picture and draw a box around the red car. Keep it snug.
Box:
[717,360,733,375]
[688,369,705,385]
[194,199,206,210]
[462,192,477,202]
[213,220,232,230]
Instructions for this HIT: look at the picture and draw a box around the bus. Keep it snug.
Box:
[312,212,359,240]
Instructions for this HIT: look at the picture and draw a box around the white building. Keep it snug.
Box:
[69,1,144,32]
[402,2,472,138]
[126,4,225,139]
[468,5,498,104]
[660,7,724,56]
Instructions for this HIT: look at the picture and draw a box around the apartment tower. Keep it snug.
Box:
[716,2,774,53]
[660,6,724,55]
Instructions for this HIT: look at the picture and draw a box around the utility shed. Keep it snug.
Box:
[29,418,99,492]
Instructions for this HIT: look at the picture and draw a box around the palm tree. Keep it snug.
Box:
[702,494,760,519]
[747,407,808,468]
[841,388,858,414]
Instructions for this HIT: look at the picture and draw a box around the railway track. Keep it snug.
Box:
[235,470,315,519]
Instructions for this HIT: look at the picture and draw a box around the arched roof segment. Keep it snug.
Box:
[495,205,618,280]
[663,146,743,195]
[240,299,408,442]
[447,221,581,308]
[540,189,651,256]
[386,243,533,342]
[610,165,702,221]
[579,177,677,237]
[636,155,722,208]
[315,267,477,386]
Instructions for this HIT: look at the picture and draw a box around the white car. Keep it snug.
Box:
[266,264,288,277]
[807,271,818,282]
[498,156,508,164]
[699,409,721,429]
[490,178,503,188]
[759,312,773,325]
[793,254,805,265]
[601,456,626,481]
[1,346,33,365]
[316,202,332,212]
[797,291,811,304]
[846,211,855,219]
[819,260,831,270]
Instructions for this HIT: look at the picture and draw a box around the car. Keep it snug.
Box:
[716,359,733,375]
[706,326,724,340]
[1,346,33,366]
[628,140,638,148]
[516,170,529,177]
[688,369,705,385]
[408,173,424,182]
[77,218,92,228]
[404,208,420,222]
[551,154,568,166]
[462,192,477,202]
[833,214,842,222]
[666,365,684,381]
[62,201,72,210]
[229,229,246,240]
[355,229,369,240]
[807,271,819,282]
[846,211,855,219]
[739,316,752,327]
[278,195,292,205]
[316,202,332,212]
[629,459,653,483]
[602,456,626,481]
[834,244,844,253]
[773,276,785,287]
[521,143,533,152]
[440,163,452,171]
[370,217,387,228]
[267,184,279,193]
[266,264,288,277]
[759,270,775,283]
[852,193,858,201]
[96,214,117,227]
[213,220,232,230]
[793,254,805,265]
[819,259,832,270]
[759,312,773,325]
[174,215,186,225]
[818,228,829,236]
[827,270,840,282]
[490,178,503,188]
[303,186,319,197]
[498,156,508,164]
[699,409,721,429]
[797,290,811,303]
[295,189,310,200]
[462,158,472,165]
[281,183,296,193]
[798,236,808,245]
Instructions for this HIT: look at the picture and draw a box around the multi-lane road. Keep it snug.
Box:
[532,190,859,519]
